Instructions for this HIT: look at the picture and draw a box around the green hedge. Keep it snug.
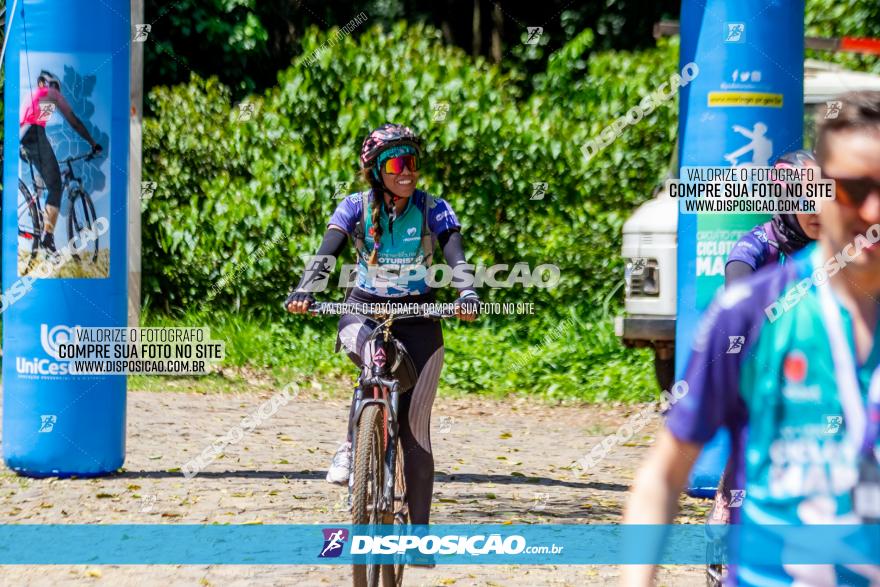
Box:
[142,23,679,321]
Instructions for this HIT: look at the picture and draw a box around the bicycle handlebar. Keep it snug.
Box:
[61,152,98,164]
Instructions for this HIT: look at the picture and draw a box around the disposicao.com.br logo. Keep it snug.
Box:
[318,528,349,558]
[321,529,563,559]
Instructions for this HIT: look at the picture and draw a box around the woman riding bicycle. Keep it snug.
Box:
[725,149,821,283]
[19,70,102,253]
[285,123,479,527]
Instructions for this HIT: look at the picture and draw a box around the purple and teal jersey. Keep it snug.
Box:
[726,220,783,271]
[329,190,461,297]
[668,243,880,586]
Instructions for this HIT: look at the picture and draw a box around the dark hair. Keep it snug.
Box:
[360,168,384,265]
[815,91,880,165]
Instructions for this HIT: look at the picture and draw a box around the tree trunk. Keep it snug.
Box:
[472,0,481,57]
[491,2,503,63]
[441,20,454,45]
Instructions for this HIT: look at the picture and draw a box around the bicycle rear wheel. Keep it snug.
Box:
[18,180,42,274]
[67,188,99,263]
[352,404,384,587]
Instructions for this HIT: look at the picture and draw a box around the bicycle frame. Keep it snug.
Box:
[306,302,455,518]
[19,160,45,229]
[18,151,95,246]
[301,301,462,584]
[349,317,405,517]
[22,150,92,199]
[61,154,88,193]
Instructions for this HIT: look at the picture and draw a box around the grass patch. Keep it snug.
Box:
[133,308,657,403]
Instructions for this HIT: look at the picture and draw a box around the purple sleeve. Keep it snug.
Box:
[665,286,752,444]
[426,197,462,235]
[726,228,769,271]
[328,194,363,235]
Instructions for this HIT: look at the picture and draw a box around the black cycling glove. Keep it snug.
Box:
[283,228,347,310]
[284,289,315,309]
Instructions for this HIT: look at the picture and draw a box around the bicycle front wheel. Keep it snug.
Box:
[67,189,99,263]
[352,403,384,587]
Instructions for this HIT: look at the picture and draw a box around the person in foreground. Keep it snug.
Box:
[285,123,479,528]
[704,150,822,585]
[622,90,880,586]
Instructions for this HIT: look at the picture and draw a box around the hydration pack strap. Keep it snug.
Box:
[353,192,436,265]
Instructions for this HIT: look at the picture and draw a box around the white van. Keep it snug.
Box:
[614,61,880,392]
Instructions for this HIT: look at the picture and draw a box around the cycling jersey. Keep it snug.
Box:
[329,190,461,297]
[668,243,880,586]
[20,86,71,128]
[726,220,784,271]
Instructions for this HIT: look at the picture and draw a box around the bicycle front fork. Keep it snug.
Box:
[348,383,401,514]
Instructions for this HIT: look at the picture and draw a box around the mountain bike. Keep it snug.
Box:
[308,301,456,587]
[18,150,101,274]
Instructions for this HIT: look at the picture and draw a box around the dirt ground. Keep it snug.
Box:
[0,385,708,586]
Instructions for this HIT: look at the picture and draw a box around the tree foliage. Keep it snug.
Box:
[805,0,880,72]
[142,23,680,320]
[143,0,679,98]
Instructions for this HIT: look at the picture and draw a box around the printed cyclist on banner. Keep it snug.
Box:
[18,55,110,279]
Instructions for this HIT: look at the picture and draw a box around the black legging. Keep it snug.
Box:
[21,125,63,208]
[337,297,444,525]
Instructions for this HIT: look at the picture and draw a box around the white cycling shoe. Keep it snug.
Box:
[326,441,352,485]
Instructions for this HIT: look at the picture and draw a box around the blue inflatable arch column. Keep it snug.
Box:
[3,0,132,477]
[676,0,805,496]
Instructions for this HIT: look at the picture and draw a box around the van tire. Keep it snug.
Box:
[654,350,675,394]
